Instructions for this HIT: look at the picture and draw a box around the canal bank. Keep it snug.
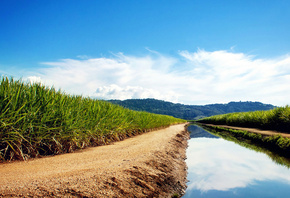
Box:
[197,123,290,159]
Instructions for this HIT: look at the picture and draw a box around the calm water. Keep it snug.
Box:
[183,125,290,198]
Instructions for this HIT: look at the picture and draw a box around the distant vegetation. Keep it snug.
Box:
[108,99,275,120]
[0,77,185,162]
[198,106,290,133]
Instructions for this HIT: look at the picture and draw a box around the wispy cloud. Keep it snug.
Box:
[25,49,290,106]
[179,49,290,105]
[30,53,179,102]
[94,84,177,101]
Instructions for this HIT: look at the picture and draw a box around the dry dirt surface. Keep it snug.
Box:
[203,124,290,138]
[0,124,189,198]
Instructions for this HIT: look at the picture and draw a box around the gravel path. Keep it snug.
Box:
[201,123,290,137]
[0,123,189,197]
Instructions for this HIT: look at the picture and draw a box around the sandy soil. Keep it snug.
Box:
[0,123,189,198]
[202,123,290,138]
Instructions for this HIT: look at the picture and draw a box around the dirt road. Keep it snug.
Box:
[0,124,189,198]
[202,123,290,138]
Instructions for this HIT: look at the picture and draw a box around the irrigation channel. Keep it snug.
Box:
[183,124,290,198]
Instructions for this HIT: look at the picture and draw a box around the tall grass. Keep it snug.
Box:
[198,106,290,133]
[0,77,185,161]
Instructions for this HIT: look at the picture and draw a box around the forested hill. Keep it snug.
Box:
[108,99,275,120]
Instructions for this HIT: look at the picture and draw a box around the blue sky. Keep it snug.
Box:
[1,0,290,106]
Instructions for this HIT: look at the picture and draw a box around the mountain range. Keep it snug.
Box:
[108,99,275,120]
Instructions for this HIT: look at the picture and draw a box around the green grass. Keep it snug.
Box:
[198,106,290,133]
[0,77,186,162]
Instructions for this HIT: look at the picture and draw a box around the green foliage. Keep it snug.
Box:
[109,99,275,120]
[0,77,185,161]
[199,106,290,133]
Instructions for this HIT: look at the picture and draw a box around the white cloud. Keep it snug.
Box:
[27,53,180,102]
[178,49,290,106]
[26,76,42,84]
[24,49,290,106]
[94,84,178,102]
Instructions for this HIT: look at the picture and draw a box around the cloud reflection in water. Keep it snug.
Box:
[186,137,290,192]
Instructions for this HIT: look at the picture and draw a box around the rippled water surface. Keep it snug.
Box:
[184,125,290,198]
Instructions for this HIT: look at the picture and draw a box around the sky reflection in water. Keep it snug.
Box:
[184,125,290,197]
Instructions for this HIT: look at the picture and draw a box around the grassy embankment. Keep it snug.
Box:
[197,107,290,157]
[0,77,186,162]
[199,124,290,167]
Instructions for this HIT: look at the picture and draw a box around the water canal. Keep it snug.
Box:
[183,124,290,198]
